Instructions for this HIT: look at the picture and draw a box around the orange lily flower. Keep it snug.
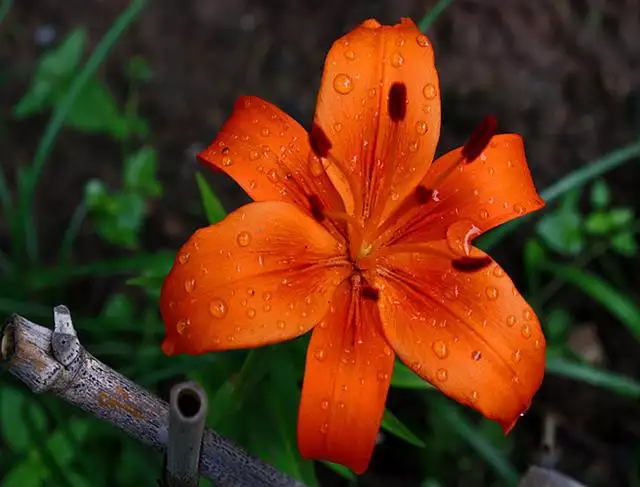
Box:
[160,18,546,474]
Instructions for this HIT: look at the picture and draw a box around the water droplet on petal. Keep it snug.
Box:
[377,372,389,382]
[470,391,479,403]
[521,323,532,338]
[333,122,343,133]
[321,399,329,410]
[390,51,404,67]
[432,340,449,359]
[523,309,533,321]
[471,350,482,361]
[344,50,356,60]
[493,266,505,277]
[416,34,430,47]
[249,150,260,161]
[246,308,256,319]
[534,339,543,350]
[506,315,517,327]
[176,319,188,335]
[209,298,228,319]
[333,73,354,94]
[277,320,286,330]
[436,368,448,381]
[485,287,499,300]
[178,252,190,264]
[512,349,522,363]
[184,277,196,293]
[479,208,490,219]
[415,120,428,135]
[261,127,270,137]
[514,203,525,214]
[446,220,481,257]
[222,157,232,167]
[320,423,329,434]
[423,83,437,100]
[237,231,251,247]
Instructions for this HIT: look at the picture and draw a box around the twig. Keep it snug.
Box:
[1,306,306,487]
[165,382,208,487]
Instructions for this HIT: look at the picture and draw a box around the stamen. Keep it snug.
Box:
[307,194,326,222]
[374,243,455,260]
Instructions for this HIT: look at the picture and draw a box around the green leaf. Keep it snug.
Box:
[14,29,86,118]
[584,211,611,235]
[322,461,357,481]
[381,408,426,448]
[544,263,640,341]
[391,361,435,390]
[102,293,134,320]
[546,355,640,398]
[2,461,45,487]
[523,239,545,296]
[126,55,153,82]
[590,180,610,209]
[65,79,128,138]
[544,308,572,344]
[124,146,162,196]
[536,191,584,255]
[195,172,227,224]
[611,232,638,257]
[608,207,634,227]
[0,388,47,452]
[433,398,519,486]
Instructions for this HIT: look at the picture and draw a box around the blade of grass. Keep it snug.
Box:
[58,201,87,263]
[546,355,640,398]
[433,398,519,486]
[19,0,148,263]
[391,361,436,390]
[24,252,173,289]
[195,172,227,224]
[382,408,426,448]
[321,462,357,482]
[0,0,11,26]
[419,0,455,32]
[479,138,640,250]
[544,263,640,341]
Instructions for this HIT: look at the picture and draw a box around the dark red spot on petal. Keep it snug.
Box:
[362,286,380,301]
[415,185,433,204]
[388,83,407,122]
[221,147,230,155]
[308,194,325,222]
[309,123,332,158]
[461,115,497,163]
[452,256,493,272]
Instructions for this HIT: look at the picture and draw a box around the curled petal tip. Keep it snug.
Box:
[161,338,177,356]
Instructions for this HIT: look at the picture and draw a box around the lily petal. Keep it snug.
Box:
[160,201,350,355]
[313,18,441,226]
[384,134,544,246]
[298,281,395,474]
[375,242,545,430]
[198,96,345,234]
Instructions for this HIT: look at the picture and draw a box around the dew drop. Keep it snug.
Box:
[249,180,257,189]
[390,51,404,67]
[470,391,479,403]
[534,339,543,350]
[277,320,286,330]
[237,231,252,247]
[267,169,279,182]
[367,88,377,98]
[262,291,272,301]
[333,122,343,133]
[261,127,270,137]
[506,315,517,327]
[263,304,272,312]
[416,34,430,47]
[493,266,506,278]
[436,368,448,381]
[333,73,354,94]
[320,423,329,434]
[408,139,420,152]
[383,345,392,357]
[423,83,437,100]
[246,308,256,319]
[247,287,255,296]
[178,252,190,264]
[415,120,428,135]
[514,203,525,214]
[471,350,482,361]
[523,309,533,321]
[512,349,522,363]
[240,298,247,307]
[176,319,188,336]
[446,220,481,257]
[320,399,329,410]
[249,150,260,161]
[344,50,356,60]
[209,298,228,319]
[184,277,196,293]
[521,323,532,338]
[222,157,232,167]
[431,340,449,359]
[377,372,389,382]
[479,208,490,219]
[485,286,499,301]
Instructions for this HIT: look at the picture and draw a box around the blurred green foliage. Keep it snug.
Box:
[2,1,640,486]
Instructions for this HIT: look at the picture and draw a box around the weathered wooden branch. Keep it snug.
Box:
[1,306,305,487]
[518,466,586,487]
